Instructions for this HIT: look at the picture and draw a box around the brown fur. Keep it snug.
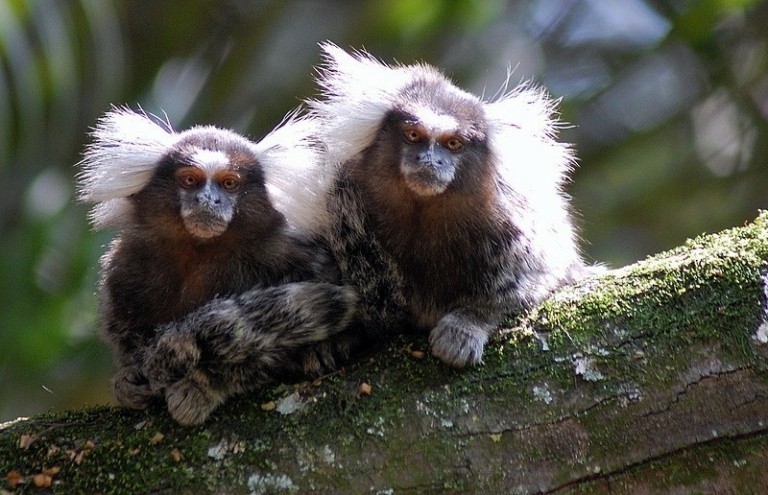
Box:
[80,110,358,425]
[347,115,509,329]
[309,50,591,367]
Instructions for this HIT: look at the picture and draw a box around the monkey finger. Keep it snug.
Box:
[112,366,157,409]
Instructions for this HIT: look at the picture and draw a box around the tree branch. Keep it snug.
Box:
[3,212,768,494]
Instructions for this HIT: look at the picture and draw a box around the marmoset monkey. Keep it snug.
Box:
[306,44,591,367]
[78,108,356,424]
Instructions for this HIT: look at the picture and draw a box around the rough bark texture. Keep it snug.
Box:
[2,212,768,494]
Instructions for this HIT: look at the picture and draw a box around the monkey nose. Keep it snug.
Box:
[418,152,444,168]
[197,191,221,206]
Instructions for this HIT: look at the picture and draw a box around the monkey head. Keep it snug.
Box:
[136,129,275,241]
[77,108,328,238]
[378,93,489,197]
[309,43,574,205]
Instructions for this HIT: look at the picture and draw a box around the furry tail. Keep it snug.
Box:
[142,282,358,425]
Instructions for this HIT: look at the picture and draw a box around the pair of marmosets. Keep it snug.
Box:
[77,44,591,425]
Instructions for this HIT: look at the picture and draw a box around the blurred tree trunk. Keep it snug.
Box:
[2,212,768,494]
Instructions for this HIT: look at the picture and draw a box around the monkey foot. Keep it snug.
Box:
[429,316,490,368]
[164,371,225,426]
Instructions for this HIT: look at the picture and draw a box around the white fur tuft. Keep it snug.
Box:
[310,44,574,204]
[308,42,416,164]
[87,198,135,230]
[486,83,579,279]
[486,83,575,199]
[77,107,176,204]
[250,111,329,235]
[77,107,177,228]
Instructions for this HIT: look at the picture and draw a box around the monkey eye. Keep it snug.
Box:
[445,137,464,152]
[176,169,203,189]
[402,127,424,144]
[220,174,241,192]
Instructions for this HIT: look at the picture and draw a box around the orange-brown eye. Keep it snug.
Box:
[403,128,422,144]
[445,138,464,152]
[176,169,203,189]
[220,175,240,192]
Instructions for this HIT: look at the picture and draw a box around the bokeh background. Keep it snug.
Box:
[1,0,766,422]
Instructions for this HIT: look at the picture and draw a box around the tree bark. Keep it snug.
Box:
[3,212,768,494]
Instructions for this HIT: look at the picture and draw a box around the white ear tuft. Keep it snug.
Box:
[87,198,135,230]
[309,43,414,164]
[76,107,176,207]
[485,83,574,196]
[251,110,329,235]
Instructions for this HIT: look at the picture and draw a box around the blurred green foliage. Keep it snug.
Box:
[1,0,766,421]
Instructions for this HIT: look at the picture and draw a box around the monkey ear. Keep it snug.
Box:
[485,84,575,194]
[309,42,413,164]
[87,198,135,230]
[253,110,331,236]
[76,107,176,206]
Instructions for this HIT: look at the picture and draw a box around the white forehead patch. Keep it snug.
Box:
[412,105,458,135]
[190,149,229,173]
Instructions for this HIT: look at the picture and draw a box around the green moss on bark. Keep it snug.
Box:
[2,212,768,494]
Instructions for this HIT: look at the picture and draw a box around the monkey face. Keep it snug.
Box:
[175,149,242,239]
[366,77,489,198]
[135,130,276,242]
[396,120,465,196]
[380,105,487,198]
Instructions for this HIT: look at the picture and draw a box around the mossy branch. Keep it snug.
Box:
[3,212,768,494]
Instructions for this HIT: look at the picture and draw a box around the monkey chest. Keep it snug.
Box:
[392,233,495,310]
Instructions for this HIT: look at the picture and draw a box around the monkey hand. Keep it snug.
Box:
[428,310,495,367]
[111,365,157,410]
[301,329,366,376]
[143,328,202,394]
